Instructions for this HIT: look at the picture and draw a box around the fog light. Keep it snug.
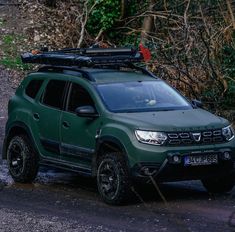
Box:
[223,151,231,160]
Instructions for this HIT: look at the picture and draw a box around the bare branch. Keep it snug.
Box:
[77,0,98,48]
[226,0,235,29]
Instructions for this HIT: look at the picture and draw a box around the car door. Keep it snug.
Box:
[34,79,67,159]
[60,82,101,168]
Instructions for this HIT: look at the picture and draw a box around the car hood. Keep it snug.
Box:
[114,108,229,132]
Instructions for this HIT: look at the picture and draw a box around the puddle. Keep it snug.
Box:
[0,161,96,194]
[0,161,68,188]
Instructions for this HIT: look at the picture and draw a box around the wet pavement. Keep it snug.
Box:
[0,161,235,232]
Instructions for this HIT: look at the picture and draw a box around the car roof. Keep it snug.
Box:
[82,68,155,84]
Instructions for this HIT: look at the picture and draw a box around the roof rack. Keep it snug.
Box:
[21,47,144,67]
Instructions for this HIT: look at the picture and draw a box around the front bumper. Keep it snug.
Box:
[132,161,234,182]
[131,148,235,182]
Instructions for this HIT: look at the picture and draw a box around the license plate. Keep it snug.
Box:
[184,154,218,166]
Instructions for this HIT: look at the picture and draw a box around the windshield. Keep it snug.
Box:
[96,81,192,112]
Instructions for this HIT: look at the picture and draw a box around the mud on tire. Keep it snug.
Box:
[7,135,39,183]
[97,152,132,205]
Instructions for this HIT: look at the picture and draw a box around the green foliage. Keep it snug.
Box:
[127,0,139,16]
[0,57,26,69]
[87,0,145,45]
[0,34,30,70]
[87,0,121,35]
[0,18,4,26]
[3,35,14,45]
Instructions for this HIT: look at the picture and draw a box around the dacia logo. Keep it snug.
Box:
[192,132,201,142]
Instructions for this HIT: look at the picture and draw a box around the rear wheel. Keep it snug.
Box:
[7,135,39,183]
[201,173,235,194]
[97,153,132,205]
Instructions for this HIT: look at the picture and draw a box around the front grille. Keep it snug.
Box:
[166,129,225,146]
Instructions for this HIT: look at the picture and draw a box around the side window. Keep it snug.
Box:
[42,80,67,109]
[67,83,95,113]
[25,80,43,99]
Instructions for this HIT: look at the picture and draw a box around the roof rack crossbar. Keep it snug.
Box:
[37,66,95,81]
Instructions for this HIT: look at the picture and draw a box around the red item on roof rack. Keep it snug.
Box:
[139,44,151,62]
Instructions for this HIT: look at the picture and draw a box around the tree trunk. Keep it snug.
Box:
[141,0,155,42]
[120,0,127,19]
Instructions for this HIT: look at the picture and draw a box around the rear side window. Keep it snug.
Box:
[25,80,43,99]
[42,80,67,109]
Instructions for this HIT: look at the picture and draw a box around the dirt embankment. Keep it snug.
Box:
[0,68,16,152]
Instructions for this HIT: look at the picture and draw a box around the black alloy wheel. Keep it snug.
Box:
[7,135,39,183]
[97,153,132,205]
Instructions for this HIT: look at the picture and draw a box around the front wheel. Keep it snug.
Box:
[7,135,39,183]
[201,173,235,194]
[97,153,132,205]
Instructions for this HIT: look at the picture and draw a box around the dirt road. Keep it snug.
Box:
[0,68,235,232]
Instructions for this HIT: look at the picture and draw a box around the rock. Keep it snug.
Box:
[34,35,40,42]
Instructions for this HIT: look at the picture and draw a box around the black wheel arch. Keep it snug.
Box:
[92,135,130,176]
[3,121,38,160]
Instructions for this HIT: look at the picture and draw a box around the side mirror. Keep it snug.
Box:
[192,99,203,108]
[75,106,99,118]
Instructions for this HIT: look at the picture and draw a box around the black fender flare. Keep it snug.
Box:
[2,121,38,160]
[92,135,130,176]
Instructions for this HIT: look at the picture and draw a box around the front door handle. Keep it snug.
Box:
[62,121,70,128]
[33,113,40,120]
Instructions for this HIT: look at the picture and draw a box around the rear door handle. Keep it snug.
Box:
[62,121,70,128]
[33,113,40,120]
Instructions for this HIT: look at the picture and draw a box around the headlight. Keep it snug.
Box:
[222,125,235,141]
[135,130,167,145]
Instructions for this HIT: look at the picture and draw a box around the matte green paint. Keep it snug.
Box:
[4,68,235,178]
[60,110,101,165]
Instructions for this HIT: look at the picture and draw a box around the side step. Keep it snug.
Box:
[40,158,92,177]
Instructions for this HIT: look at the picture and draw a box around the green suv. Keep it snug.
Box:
[2,48,235,205]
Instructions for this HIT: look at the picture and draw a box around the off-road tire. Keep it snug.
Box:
[7,135,39,183]
[201,173,235,194]
[97,153,132,205]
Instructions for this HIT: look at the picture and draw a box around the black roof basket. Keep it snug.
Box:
[21,47,144,67]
